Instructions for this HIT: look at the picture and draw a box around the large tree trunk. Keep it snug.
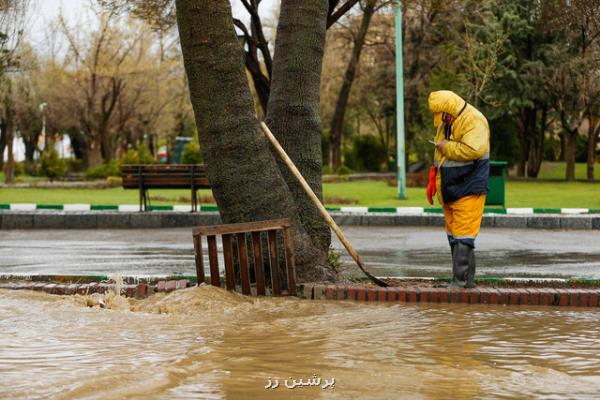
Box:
[99,124,113,162]
[175,0,333,281]
[0,117,6,171]
[526,106,546,178]
[587,118,598,180]
[3,105,15,183]
[329,0,376,171]
[517,109,529,177]
[266,0,333,258]
[564,131,577,181]
[87,138,104,168]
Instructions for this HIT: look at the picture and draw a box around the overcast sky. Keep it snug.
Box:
[27,0,278,52]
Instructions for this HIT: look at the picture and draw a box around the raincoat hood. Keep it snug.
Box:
[428,90,467,122]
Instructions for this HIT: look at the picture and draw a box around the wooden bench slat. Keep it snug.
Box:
[121,164,206,172]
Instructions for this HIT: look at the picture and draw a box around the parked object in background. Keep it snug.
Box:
[170,137,193,164]
[121,164,209,212]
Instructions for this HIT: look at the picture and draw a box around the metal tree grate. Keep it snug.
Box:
[192,219,296,296]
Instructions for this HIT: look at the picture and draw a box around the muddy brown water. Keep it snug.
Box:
[1,286,600,399]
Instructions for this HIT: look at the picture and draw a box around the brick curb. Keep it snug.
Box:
[1,210,599,230]
[0,279,190,298]
[299,284,600,308]
[4,280,599,307]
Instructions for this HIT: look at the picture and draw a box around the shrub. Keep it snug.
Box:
[121,149,141,164]
[121,143,155,165]
[67,158,84,173]
[85,160,121,180]
[13,161,25,177]
[24,161,40,176]
[322,165,334,175]
[181,142,202,164]
[40,149,68,181]
[327,250,342,273]
[336,165,353,175]
[349,135,387,172]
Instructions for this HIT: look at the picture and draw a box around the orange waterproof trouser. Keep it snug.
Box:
[443,194,486,247]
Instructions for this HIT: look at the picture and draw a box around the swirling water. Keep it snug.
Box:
[1,286,599,399]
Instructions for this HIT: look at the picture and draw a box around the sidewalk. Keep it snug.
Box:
[1,208,599,230]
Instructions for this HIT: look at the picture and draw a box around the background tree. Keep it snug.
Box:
[328,0,378,172]
[0,0,29,182]
[544,0,600,181]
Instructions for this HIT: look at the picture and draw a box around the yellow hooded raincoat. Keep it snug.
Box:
[428,90,490,244]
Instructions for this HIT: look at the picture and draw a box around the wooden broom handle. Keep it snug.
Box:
[259,121,387,287]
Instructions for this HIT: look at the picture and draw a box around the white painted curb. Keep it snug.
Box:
[63,204,91,211]
[506,208,533,215]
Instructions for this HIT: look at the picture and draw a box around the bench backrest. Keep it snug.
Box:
[121,164,210,189]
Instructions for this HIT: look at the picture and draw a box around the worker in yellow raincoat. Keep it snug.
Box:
[426,90,490,288]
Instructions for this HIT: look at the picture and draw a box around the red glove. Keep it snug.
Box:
[426,165,436,205]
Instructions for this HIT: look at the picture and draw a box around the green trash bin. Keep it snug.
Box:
[486,161,508,207]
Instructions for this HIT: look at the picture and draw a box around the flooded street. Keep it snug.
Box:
[1,287,599,399]
[1,227,600,278]
[2,227,600,398]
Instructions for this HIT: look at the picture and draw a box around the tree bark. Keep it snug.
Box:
[586,117,598,180]
[526,106,546,178]
[266,0,333,262]
[329,0,376,171]
[517,109,529,177]
[3,104,15,183]
[175,0,332,281]
[564,131,577,181]
[87,138,104,168]
[0,117,6,171]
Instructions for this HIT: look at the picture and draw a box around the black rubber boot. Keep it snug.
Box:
[449,242,471,288]
[465,248,476,288]
[434,242,457,288]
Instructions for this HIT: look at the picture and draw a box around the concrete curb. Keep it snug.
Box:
[299,284,600,307]
[2,203,600,215]
[1,210,598,230]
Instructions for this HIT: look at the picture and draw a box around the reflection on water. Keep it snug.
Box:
[1,287,600,399]
[343,249,600,279]
[2,239,600,279]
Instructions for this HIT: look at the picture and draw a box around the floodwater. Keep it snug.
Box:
[1,227,600,279]
[1,286,600,399]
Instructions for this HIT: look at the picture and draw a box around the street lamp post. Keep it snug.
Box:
[395,0,407,199]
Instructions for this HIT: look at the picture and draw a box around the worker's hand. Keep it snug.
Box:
[435,139,448,151]
[426,165,436,205]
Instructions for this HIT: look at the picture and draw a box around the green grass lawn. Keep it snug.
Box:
[508,161,600,180]
[323,180,600,208]
[1,180,599,208]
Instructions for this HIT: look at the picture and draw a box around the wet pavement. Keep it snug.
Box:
[1,227,599,279]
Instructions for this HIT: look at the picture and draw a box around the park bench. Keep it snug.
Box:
[121,164,210,212]
[192,219,297,296]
